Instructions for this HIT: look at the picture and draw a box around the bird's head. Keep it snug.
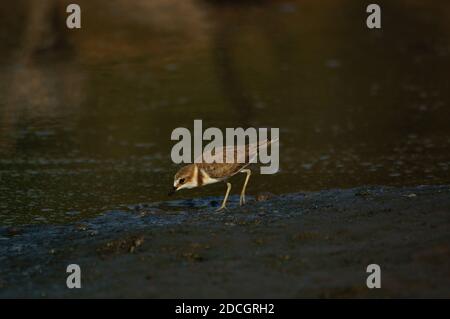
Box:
[169,164,198,195]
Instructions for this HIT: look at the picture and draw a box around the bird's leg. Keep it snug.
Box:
[240,169,251,206]
[216,182,232,212]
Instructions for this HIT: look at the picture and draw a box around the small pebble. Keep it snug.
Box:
[6,227,23,237]
[256,192,275,202]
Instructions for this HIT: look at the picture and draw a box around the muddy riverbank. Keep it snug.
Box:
[1,184,449,298]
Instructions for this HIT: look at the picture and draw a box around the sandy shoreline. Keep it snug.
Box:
[1,184,449,298]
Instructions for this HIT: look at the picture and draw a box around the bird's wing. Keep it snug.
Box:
[197,162,243,179]
[195,137,278,164]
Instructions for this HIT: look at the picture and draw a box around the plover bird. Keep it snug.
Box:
[169,139,276,211]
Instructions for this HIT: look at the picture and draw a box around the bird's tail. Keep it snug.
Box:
[257,136,279,149]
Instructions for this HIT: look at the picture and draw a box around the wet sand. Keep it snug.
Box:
[1,184,449,298]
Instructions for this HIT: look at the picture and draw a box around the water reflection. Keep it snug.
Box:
[0,0,449,225]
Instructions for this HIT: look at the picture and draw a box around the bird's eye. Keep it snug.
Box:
[179,178,185,184]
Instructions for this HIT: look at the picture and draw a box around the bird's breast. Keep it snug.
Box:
[198,168,221,186]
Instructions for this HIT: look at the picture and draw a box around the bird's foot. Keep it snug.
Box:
[239,195,246,206]
[216,205,228,212]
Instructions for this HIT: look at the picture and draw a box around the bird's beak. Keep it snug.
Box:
[168,186,177,196]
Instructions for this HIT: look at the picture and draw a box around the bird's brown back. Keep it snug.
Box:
[196,139,275,179]
[197,162,248,179]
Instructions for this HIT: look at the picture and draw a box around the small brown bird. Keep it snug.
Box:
[169,139,275,211]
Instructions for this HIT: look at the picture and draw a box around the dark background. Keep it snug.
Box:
[1,1,450,299]
[1,0,449,224]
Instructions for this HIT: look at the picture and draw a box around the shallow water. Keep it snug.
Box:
[0,0,449,225]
